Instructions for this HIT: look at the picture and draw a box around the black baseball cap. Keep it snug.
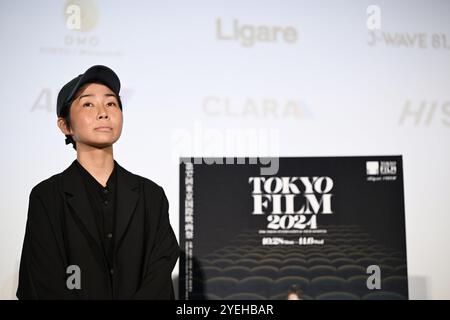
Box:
[56,65,121,117]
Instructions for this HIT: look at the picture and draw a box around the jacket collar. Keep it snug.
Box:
[61,160,140,252]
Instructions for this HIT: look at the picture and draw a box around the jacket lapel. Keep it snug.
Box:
[62,160,103,249]
[114,161,140,251]
[61,160,140,253]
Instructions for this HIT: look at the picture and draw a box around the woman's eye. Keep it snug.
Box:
[106,102,117,107]
[83,102,93,107]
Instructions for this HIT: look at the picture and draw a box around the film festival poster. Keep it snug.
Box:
[179,156,408,300]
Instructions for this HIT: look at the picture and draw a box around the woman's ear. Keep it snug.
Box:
[57,117,71,135]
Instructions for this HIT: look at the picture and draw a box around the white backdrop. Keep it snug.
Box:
[0,0,449,299]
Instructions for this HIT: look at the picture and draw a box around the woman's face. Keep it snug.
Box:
[65,83,123,149]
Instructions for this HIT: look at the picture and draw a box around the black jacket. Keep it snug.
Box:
[17,160,179,299]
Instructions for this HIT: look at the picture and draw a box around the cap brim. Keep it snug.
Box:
[65,65,121,105]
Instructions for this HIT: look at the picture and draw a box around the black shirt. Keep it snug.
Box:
[74,159,117,274]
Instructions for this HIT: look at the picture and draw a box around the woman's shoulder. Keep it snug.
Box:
[116,163,165,195]
[129,171,165,195]
[29,160,77,197]
[29,173,62,198]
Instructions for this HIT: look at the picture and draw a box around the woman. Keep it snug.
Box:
[17,65,179,299]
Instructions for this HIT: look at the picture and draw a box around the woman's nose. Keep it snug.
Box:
[97,105,109,119]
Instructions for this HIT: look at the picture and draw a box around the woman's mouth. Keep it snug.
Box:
[94,126,112,131]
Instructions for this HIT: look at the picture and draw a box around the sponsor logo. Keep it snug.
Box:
[366,161,398,182]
